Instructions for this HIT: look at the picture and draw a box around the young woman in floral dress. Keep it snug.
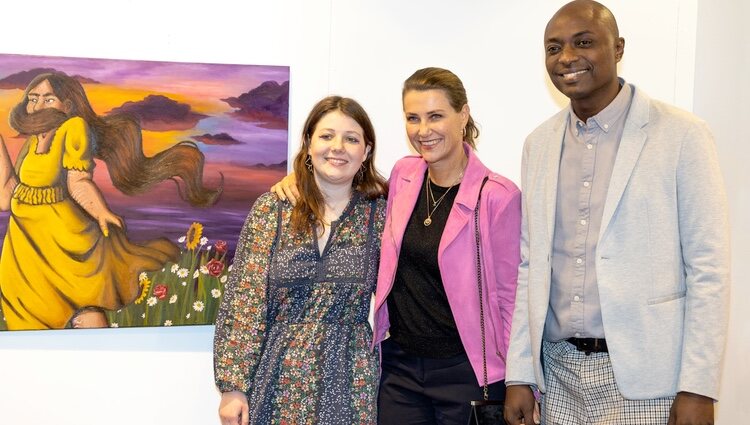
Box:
[214,96,387,425]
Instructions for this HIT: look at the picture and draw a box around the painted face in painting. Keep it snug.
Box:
[403,89,468,170]
[25,79,71,114]
[307,110,371,190]
[544,0,624,119]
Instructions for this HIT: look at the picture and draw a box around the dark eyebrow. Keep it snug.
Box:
[28,92,56,97]
[546,30,594,43]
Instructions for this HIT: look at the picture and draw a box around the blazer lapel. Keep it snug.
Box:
[599,88,649,239]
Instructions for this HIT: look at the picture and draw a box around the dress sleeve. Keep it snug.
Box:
[213,192,280,393]
[60,117,95,172]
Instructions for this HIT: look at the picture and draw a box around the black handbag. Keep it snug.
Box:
[468,177,506,425]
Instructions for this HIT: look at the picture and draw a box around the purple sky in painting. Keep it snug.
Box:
[0,54,289,98]
[0,53,290,167]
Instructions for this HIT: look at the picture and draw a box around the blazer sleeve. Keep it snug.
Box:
[674,120,730,400]
[213,192,279,393]
[505,138,537,386]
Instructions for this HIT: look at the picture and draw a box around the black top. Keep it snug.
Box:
[387,173,464,358]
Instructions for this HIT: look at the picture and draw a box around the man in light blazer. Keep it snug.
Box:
[504,1,730,424]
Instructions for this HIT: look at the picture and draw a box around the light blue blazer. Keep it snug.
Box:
[505,83,730,400]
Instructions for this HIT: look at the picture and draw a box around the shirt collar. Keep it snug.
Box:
[570,78,633,134]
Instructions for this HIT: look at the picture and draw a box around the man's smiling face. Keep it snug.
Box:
[544,1,624,116]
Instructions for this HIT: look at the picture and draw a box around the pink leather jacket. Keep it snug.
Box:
[372,144,521,385]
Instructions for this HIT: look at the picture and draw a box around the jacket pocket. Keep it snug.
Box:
[647,290,686,305]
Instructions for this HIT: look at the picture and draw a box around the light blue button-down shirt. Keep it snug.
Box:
[544,82,634,341]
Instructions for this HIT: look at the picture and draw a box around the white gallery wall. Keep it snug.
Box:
[0,0,746,423]
[693,0,750,420]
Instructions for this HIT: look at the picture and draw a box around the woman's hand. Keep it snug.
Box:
[218,391,249,425]
[270,172,299,205]
[97,209,123,237]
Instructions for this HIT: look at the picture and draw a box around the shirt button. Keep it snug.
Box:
[574,295,581,302]
[576,258,583,264]
[587,144,593,149]
[583,181,590,187]
[604,124,609,129]
[580,219,587,225]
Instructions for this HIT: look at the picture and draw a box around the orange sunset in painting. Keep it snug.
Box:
[0,53,289,253]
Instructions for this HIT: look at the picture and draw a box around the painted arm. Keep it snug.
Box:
[67,169,123,237]
[0,134,19,211]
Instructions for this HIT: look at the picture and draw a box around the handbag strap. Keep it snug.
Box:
[474,176,490,400]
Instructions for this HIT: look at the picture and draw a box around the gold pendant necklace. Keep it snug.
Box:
[423,170,463,226]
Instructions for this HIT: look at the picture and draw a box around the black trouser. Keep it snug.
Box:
[378,338,506,425]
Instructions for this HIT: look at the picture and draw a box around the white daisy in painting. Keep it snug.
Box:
[220,275,228,284]
[147,297,158,306]
[164,320,173,326]
[169,294,178,304]
[177,268,189,278]
[181,281,187,287]
[141,313,146,318]
[111,323,119,328]
[170,264,179,273]
[200,265,209,275]
[178,236,186,243]
[228,265,233,272]
[186,313,191,319]
[139,272,148,282]
[193,270,199,279]
[200,236,208,246]
[211,289,221,298]
[193,301,205,312]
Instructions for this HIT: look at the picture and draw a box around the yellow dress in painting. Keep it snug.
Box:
[0,117,178,330]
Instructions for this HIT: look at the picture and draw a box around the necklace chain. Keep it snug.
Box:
[423,170,463,226]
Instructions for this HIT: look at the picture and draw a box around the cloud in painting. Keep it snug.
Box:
[0,68,100,89]
[108,95,208,131]
[193,133,243,146]
[222,80,289,129]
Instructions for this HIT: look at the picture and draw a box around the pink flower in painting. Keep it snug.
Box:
[206,259,225,277]
[153,284,168,300]
[214,240,228,255]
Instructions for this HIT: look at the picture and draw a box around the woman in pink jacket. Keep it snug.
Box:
[273,67,520,424]
[372,67,520,424]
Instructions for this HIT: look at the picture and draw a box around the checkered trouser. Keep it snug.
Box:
[540,340,674,424]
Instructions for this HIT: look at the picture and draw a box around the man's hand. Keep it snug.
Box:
[668,391,714,425]
[270,172,299,205]
[504,385,540,425]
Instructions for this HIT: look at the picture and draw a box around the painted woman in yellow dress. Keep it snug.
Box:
[0,72,221,330]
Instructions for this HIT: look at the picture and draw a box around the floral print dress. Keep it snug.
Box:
[214,192,385,424]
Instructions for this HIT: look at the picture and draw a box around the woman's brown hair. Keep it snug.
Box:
[10,72,220,207]
[290,96,386,233]
[402,67,479,148]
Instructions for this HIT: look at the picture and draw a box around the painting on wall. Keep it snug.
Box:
[0,53,289,331]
